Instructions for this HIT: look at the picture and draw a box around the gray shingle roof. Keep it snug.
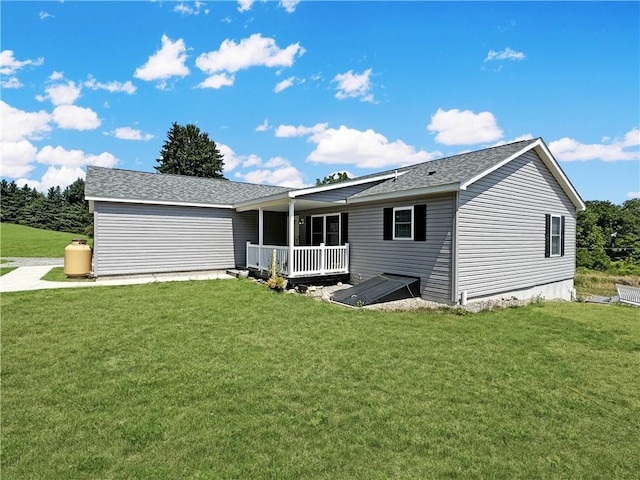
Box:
[85,166,291,205]
[350,138,539,199]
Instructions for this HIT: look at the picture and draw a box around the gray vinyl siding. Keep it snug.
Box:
[457,150,576,299]
[93,202,257,277]
[347,195,454,303]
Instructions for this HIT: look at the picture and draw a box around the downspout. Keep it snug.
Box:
[288,200,296,276]
[452,191,460,305]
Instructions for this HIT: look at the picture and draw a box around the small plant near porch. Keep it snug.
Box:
[267,248,288,291]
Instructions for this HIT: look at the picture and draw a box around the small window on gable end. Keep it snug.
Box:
[546,214,564,257]
[393,206,413,240]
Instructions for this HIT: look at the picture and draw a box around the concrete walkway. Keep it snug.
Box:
[0,262,234,293]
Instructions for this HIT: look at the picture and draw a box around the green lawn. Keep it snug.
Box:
[0,223,90,258]
[1,266,17,276]
[2,280,638,479]
[41,266,95,282]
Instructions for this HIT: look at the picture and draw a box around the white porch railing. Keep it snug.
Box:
[246,242,349,277]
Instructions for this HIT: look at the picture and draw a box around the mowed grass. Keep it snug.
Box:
[2,280,639,479]
[0,223,90,258]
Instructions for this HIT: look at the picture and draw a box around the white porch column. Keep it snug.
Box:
[288,200,296,276]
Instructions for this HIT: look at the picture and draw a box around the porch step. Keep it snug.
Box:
[332,273,420,307]
[226,269,249,279]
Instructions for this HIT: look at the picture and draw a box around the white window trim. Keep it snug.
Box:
[310,213,341,245]
[393,206,414,240]
[550,215,562,257]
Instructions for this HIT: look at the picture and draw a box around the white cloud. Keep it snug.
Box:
[256,119,270,132]
[279,0,300,13]
[84,76,136,94]
[485,47,526,62]
[111,127,154,141]
[217,143,244,172]
[195,34,305,88]
[427,108,503,145]
[38,80,82,105]
[174,2,209,15]
[1,77,22,89]
[39,11,53,20]
[240,158,308,188]
[0,50,44,75]
[0,101,52,142]
[549,129,640,162]
[198,73,235,89]
[333,68,374,102]
[52,105,101,130]
[628,192,640,199]
[134,35,190,88]
[36,145,118,168]
[237,0,255,12]
[491,133,534,146]
[307,125,441,169]
[275,122,327,137]
[274,76,295,93]
[49,70,64,81]
[242,155,262,168]
[20,166,87,192]
[0,140,38,177]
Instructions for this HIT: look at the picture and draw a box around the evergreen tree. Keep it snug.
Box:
[155,122,225,178]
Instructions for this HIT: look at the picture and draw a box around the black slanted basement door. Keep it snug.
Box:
[332,274,420,306]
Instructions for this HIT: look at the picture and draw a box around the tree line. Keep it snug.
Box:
[0,178,92,236]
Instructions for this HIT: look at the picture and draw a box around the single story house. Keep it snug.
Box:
[85,137,585,304]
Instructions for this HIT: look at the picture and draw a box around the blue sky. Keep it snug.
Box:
[1,1,638,204]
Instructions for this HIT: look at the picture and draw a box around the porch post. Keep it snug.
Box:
[258,207,264,270]
[288,200,295,276]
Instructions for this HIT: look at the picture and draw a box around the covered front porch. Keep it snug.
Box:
[237,190,351,280]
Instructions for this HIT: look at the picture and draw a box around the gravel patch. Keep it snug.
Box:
[2,257,64,267]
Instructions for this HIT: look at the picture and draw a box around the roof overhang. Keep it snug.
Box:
[86,196,234,210]
[459,138,586,211]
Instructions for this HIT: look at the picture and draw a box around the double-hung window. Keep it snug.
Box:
[393,206,414,240]
[545,214,565,257]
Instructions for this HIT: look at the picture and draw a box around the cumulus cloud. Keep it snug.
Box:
[256,119,271,132]
[39,11,53,20]
[427,108,503,145]
[1,77,22,89]
[217,143,245,172]
[239,158,308,188]
[1,101,52,142]
[307,125,441,169]
[52,105,101,130]
[279,0,301,13]
[0,140,38,177]
[19,166,87,192]
[628,192,640,199]
[333,68,374,102]
[0,50,44,75]
[274,76,295,93]
[485,47,526,62]
[134,35,190,88]
[84,76,136,94]
[275,122,328,137]
[549,129,640,162]
[36,145,118,168]
[174,2,209,15]
[111,127,154,141]
[196,34,305,88]
[237,0,255,12]
[491,133,535,146]
[37,80,82,105]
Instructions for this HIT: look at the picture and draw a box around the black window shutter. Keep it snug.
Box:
[305,216,311,246]
[561,216,566,257]
[341,212,349,244]
[383,208,392,240]
[414,204,426,241]
[544,214,551,258]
